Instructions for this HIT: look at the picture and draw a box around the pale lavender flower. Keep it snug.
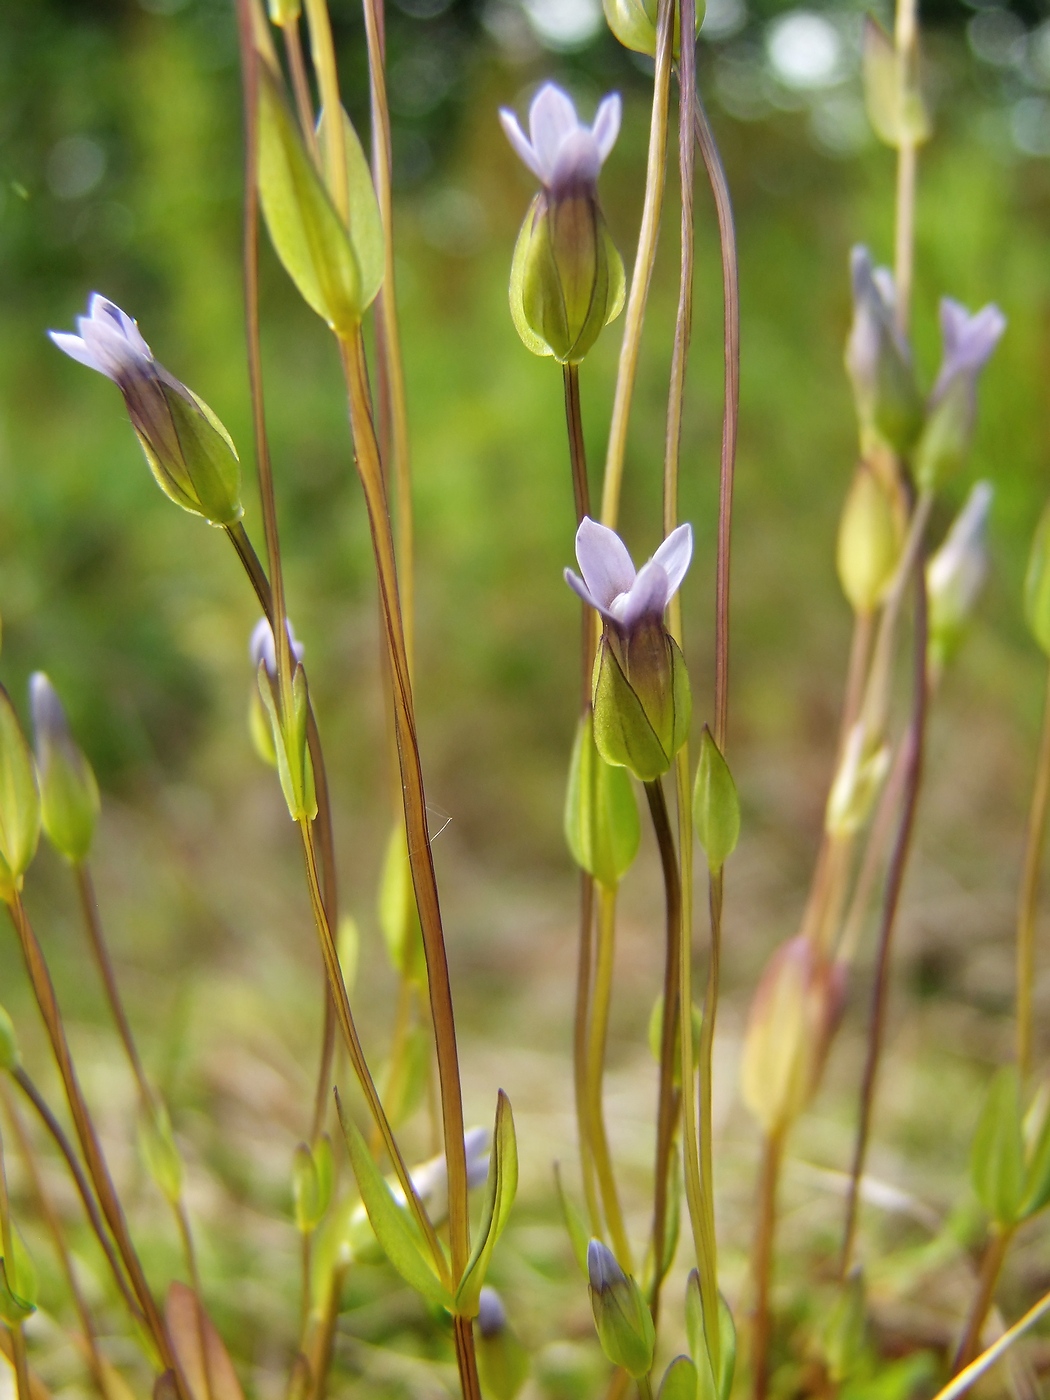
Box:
[565,518,692,633]
[49,294,242,525]
[478,1286,508,1340]
[845,246,921,453]
[927,481,993,662]
[500,84,621,198]
[916,301,1006,489]
[250,617,306,679]
[930,299,1006,415]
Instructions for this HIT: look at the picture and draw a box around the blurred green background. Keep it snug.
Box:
[3,0,1050,1394]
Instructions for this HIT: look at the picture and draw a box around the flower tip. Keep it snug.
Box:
[587,1238,622,1293]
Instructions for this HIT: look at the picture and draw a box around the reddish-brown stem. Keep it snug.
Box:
[750,1130,783,1400]
[953,1227,1014,1374]
[840,537,928,1275]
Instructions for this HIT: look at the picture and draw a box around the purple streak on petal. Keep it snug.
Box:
[650,522,693,600]
[48,331,105,375]
[575,517,636,608]
[549,128,601,196]
[612,560,669,632]
[499,108,545,182]
[250,617,305,677]
[78,317,151,384]
[87,294,152,361]
[591,94,622,165]
[587,1238,625,1294]
[565,568,616,624]
[528,83,579,181]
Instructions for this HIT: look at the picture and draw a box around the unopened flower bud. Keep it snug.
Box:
[825,721,890,837]
[836,461,905,615]
[502,86,625,365]
[0,685,40,904]
[741,936,846,1137]
[252,619,316,823]
[566,519,693,781]
[926,481,993,676]
[603,0,704,57]
[587,1239,656,1379]
[476,1287,530,1400]
[50,296,243,526]
[914,301,1005,492]
[845,248,922,458]
[29,673,100,865]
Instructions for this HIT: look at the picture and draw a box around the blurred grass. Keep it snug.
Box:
[3,0,1050,1395]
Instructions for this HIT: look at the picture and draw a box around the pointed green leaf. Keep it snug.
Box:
[693,727,740,872]
[379,822,424,981]
[0,1225,37,1324]
[457,1090,518,1317]
[138,1101,184,1205]
[862,16,931,149]
[1025,502,1050,656]
[338,1102,452,1310]
[509,197,553,358]
[256,60,362,334]
[564,712,640,889]
[0,1005,19,1073]
[317,108,384,317]
[658,1357,698,1400]
[687,1274,735,1400]
[972,1066,1025,1226]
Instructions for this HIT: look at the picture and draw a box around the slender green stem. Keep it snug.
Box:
[644,778,682,1321]
[664,29,695,536]
[0,1123,31,1400]
[933,1277,1050,1400]
[362,0,414,676]
[0,1083,109,1398]
[953,1227,1014,1374]
[338,331,474,1315]
[296,817,449,1285]
[280,17,318,158]
[574,873,602,1238]
[692,90,738,753]
[302,0,348,221]
[563,360,605,1238]
[1015,663,1050,1081]
[223,522,341,1144]
[639,1374,656,1400]
[840,538,928,1275]
[600,0,675,530]
[74,860,210,1389]
[750,1130,783,1400]
[11,1067,142,1326]
[6,896,173,1373]
[587,884,633,1270]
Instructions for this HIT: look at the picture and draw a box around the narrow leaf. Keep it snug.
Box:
[165,1283,245,1400]
[553,1163,589,1274]
[971,1065,1025,1227]
[456,1090,518,1316]
[659,1357,698,1400]
[338,1102,452,1310]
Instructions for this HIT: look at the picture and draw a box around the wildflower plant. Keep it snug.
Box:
[3,0,1049,1399]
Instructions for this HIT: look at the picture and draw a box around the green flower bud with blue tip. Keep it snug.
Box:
[587,1238,656,1379]
[477,1287,530,1400]
[845,248,922,459]
[502,85,625,365]
[50,296,242,526]
[251,617,316,822]
[914,300,1005,492]
[29,672,100,865]
[566,519,692,782]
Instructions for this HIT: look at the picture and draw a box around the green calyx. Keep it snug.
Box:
[256,662,317,823]
[592,625,691,782]
[510,193,625,365]
[603,0,705,58]
[0,685,40,905]
[134,383,243,527]
[564,711,640,889]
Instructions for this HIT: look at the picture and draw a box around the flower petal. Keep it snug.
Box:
[528,84,580,181]
[548,128,601,195]
[79,316,152,383]
[87,294,152,361]
[575,517,636,608]
[48,331,106,376]
[565,568,616,624]
[613,560,669,632]
[499,108,545,183]
[650,522,693,600]
[590,94,622,166]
